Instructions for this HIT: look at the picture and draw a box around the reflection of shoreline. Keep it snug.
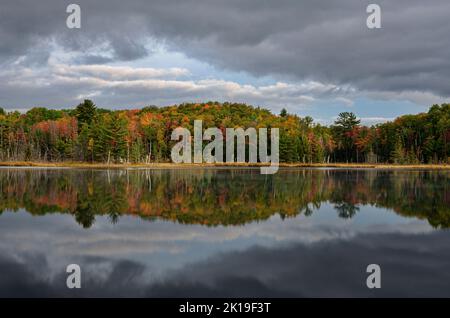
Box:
[1,161,450,170]
[0,169,449,229]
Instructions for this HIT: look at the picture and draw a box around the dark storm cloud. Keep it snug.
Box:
[2,231,450,297]
[1,0,450,96]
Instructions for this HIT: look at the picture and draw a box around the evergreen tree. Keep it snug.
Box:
[332,112,361,162]
[75,99,96,128]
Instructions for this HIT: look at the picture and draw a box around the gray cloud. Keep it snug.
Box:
[0,0,449,106]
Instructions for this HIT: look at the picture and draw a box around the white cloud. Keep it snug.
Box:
[330,115,395,125]
[1,63,356,110]
[53,64,190,80]
[2,61,444,117]
[359,117,395,125]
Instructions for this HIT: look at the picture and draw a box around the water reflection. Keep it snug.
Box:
[0,168,449,297]
[0,168,449,228]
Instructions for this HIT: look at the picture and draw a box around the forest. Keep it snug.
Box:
[0,100,449,164]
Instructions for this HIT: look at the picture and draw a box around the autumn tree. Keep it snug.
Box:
[0,100,448,165]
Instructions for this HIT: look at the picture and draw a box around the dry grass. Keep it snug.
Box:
[0,161,449,170]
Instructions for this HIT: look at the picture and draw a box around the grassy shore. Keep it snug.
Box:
[0,161,449,170]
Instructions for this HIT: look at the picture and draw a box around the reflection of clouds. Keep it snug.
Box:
[156,231,450,297]
[0,206,433,259]
[0,204,433,279]
[2,230,450,297]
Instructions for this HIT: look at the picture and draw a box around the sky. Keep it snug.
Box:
[0,0,449,124]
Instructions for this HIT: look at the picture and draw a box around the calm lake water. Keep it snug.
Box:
[0,168,449,297]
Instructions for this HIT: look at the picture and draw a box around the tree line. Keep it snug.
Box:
[0,100,449,163]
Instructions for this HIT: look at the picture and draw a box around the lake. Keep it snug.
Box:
[0,168,449,297]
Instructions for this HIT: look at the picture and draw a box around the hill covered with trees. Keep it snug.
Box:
[0,101,449,164]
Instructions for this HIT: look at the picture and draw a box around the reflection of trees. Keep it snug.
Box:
[0,169,448,228]
[74,198,95,229]
[334,202,360,219]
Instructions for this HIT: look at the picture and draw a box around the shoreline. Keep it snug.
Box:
[0,161,449,170]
